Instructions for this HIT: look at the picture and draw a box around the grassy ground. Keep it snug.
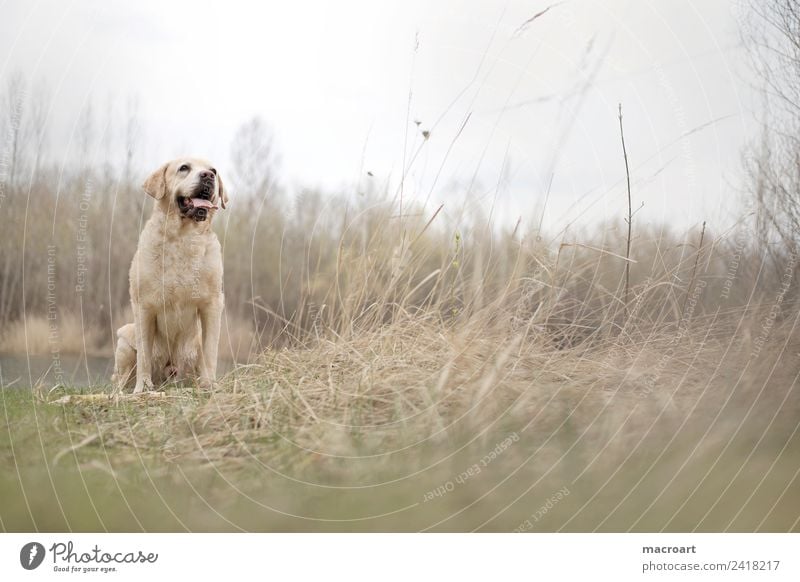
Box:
[2,311,799,532]
[1,184,798,531]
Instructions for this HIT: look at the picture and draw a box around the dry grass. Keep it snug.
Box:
[99,297,799,469]
[0,314,107,356]
[2,261,798,531]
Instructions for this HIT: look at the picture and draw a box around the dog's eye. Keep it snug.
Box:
[179,164,190,173]
[210,168,217,175]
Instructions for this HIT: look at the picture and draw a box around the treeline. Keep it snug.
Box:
[0,71,795,360]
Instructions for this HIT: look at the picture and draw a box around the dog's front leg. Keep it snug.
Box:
[198,296,223,389]
[133,304,156,393]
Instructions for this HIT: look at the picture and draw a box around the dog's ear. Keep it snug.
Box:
[218,172,229,209]
[142,163,169,200]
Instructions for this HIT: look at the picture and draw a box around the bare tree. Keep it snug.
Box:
[27,79,51,183]
[742,1,800,256]
[123,95,142,186]
[76,99,95,175]
[2,71,27,190]
[230,116,278,196]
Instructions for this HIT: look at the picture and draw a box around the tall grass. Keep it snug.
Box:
[0,156,790,357]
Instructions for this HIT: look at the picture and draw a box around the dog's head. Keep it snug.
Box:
[142,158,229,222]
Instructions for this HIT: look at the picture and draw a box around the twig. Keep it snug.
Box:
[681,221,707,318]
[410,203,444,247]
[50,391,168,405]
[512,2,563,38]
[618,103,633,323]
[559,242,638,262]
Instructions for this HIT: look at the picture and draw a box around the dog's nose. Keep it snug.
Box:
[199,171,214,180]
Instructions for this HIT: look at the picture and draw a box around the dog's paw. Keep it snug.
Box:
[197,377,215,391]
[133,377,154,394]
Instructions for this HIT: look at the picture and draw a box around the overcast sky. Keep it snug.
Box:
[0,0,756,234]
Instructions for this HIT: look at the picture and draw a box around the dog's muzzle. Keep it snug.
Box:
[179,178,218,221]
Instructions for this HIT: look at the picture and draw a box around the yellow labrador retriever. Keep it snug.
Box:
[112,158,228,393]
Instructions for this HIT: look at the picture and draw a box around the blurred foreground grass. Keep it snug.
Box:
[2,313,799,532]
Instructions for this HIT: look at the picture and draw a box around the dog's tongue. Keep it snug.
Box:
[189,198,218,210]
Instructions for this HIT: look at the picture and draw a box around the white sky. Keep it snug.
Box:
[0,0,756,234]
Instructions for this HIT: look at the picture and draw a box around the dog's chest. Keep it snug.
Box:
[134,230,221,307]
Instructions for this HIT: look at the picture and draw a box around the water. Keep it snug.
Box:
[0,354,238,388]
[0,354,114,388]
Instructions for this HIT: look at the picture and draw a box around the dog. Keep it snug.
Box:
[112,157,228,393]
